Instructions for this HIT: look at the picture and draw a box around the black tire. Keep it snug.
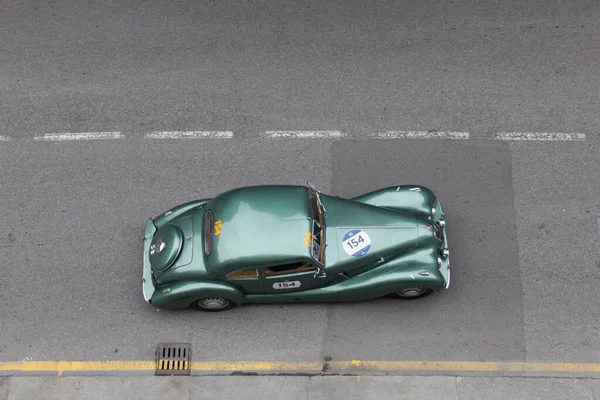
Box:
[191,297,235,312]
[390,287,434,300]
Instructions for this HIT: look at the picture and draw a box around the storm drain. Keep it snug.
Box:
[155,343,192,376]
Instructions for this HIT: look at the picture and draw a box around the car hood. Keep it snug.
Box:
[320,195,437,270]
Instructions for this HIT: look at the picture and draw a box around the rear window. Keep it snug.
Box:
[203,209,214,255]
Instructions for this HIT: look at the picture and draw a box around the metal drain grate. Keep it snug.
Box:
[155,343,192,375]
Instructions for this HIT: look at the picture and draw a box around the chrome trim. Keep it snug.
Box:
[437,257,442,268]
[441,248,450,259]
[445,268,451,289]
[418,271,430,276]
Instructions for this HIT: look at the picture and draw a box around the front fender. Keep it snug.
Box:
[333,248,447,296]
[351,185,437,218]
[150,281,244,309]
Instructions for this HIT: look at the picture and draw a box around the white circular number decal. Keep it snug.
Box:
[342,230,372,257]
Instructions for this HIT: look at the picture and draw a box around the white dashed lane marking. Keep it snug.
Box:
[33,132,123,141]
[144,131,233,139]
[494,132,586,141]
[371,131,470,139]
[0,131,589,142]
[261,131,346,138]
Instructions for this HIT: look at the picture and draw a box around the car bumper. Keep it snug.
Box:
[442,226,450,289]
[435,200,451,289]
[142,219,157,302]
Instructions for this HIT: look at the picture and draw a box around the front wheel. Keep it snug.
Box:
[391,287,433,300]
[191,297,235,312]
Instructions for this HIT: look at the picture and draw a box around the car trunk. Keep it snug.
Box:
[149,215,194,277]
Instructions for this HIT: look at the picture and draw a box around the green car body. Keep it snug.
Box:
[142,184,450,311]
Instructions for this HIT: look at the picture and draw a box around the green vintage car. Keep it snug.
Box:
[142,183,450,311]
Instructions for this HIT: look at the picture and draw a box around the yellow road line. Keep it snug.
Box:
[191,361,322,371]
[0,361,323,376]
[1,360,600,376]
[0,361,154,376]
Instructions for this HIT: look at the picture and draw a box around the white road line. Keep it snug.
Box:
[494,132,586,141]
[144,131,233,139]
[15,130,590,142]
[261,131,345,138]
[33,132,123,141]
[370,131,470,139]
[0,135,11,141]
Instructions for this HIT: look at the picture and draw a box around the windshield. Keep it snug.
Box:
[308,188,325,264]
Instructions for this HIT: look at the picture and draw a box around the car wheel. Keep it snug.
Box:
[392,287,433,300]
[192,297,234,312]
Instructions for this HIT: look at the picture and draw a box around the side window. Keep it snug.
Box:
[264,262,316,277]
[226,268,259,280]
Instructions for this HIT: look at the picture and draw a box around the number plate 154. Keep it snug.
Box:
[273,281,301,290]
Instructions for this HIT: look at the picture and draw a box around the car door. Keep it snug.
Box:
[224,268,264,294]
[261,261,324,294]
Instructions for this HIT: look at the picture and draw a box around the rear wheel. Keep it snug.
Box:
[391,287,433,300]
[192,297,234,312]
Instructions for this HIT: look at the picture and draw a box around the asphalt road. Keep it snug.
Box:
[1,0,599,369]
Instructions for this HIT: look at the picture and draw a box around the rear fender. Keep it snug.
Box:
[150,281,244,309]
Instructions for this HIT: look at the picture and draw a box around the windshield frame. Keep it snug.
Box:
[308,188,326,265]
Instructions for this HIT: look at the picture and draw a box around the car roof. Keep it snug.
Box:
[204,185,315,273]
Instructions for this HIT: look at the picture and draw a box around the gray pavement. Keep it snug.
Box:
[2,376,600,400]
[328,139,524,362]
[511,142,600,363]
[1,0,599,138]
